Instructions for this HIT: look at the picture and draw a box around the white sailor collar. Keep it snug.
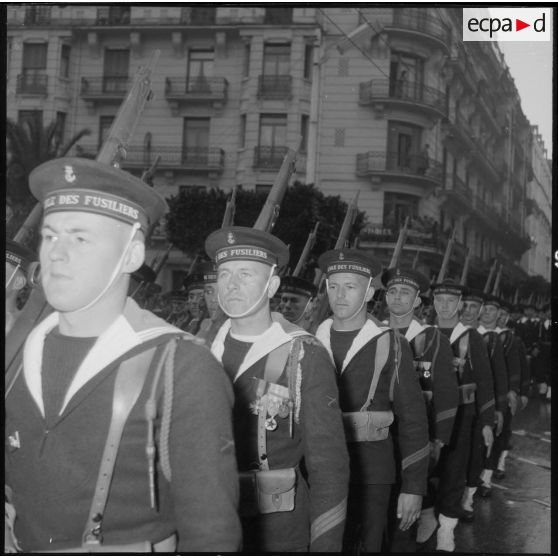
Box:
[23,298,182,417]
[315,317,388,373]
[449,322,472,345]
[405,318,431,343]
[210,312,306,383]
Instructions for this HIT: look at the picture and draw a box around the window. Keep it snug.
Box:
[383,192,419,229]
[183,118,210,164]
[240,114,247,148]
[21,42,47,92]
[387,121,422,172]
[389,52,424,100]
[256,184,272,195]
[256,114,287,168]
[303,44,313,80]
[243,42,251,77]
[300,115,309,153]
[99,116,115,150]
[60,44,70,78]
[187,50,214,92]
[264,8,293,25]
[24,5,51,25]
[263,43,290,75]
[103,49,129,93]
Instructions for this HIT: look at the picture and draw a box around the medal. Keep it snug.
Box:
[278,402,290,418]
[265,417,278,431]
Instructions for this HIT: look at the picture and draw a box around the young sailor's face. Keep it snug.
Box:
[39,212,129,312]
[480,304,499,326]
[326,273,370,321]
[433,294,461,321]
[385,283,418,317]
[461,300,482,325]
[279,292,310,322]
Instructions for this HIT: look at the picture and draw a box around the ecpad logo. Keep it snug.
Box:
[463,8,551,42]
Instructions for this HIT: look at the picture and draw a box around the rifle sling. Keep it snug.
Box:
[82,347,156,547]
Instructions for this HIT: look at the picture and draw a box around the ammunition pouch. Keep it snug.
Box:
[342,410,394,442]
[458,383,477,405]
[238,467,297,517]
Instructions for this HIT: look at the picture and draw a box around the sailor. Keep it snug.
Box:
[315,250,429,553]
[277,275,318,331]
[205,226,350,552]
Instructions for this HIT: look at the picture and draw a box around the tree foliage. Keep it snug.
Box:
[6,116,91,239]
[165,182,366,280]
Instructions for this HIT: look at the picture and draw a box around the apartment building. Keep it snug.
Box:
[6,5,550,295]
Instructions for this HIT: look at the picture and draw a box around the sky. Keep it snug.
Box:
[495,23,554,159]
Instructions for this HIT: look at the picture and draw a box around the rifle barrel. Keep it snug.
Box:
[388,216,410,269]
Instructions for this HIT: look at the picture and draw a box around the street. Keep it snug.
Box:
[421,391,551,554]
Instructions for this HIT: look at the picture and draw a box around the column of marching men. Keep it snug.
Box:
[5,159,548,552]
[134,228,539,552]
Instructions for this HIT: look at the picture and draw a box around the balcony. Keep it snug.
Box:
[253,146,289,169]
[24,6,51,25]
[165,77,228,109]
[96,6,130,25]
[264,8,293,25]
[359,79,446,120]
[356,150,443,191]
[470,141,504,186]
[441,110,475,152]
[121,146,225,173]
[257,75,292,100]
[386,9,452,54]
[80,76,130,102]
[16,73,48,96]
[180,7,216,25]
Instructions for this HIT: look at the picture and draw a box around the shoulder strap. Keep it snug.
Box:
[264,341,292,384]
[361,331,390,411]
[413,330,426,359]
[82,346,157,547]
[389,331,402,401]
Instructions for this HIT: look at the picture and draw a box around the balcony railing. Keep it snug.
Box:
[80,76,130,98]
[164,77,228,102]
[450,175,473,200]
[16,73,48,95]
[359,79,446,116]
[356,150,443,181]
[96,7,130,25]
[257,75,292,99]
[264,7,293,24]
[389,9,452,49]
[359,224,440,249]
[181,7,216,25]
[122,146,225,172]
[254,146,289,169]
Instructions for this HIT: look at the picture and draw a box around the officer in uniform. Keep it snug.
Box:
[5,157,241,553]
[205,226,350,552]
[277,275,317,331]
[460,290,507,512]
[315,250,429,553]
[381,267,458,549]
[431,279,495,552]
[6,240,36,334]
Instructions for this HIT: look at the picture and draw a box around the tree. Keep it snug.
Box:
[165,182,366,278]
[6,116,91,239]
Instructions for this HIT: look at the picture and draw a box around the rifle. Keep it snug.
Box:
[221,186,237,228]
[253,142,300,233]
[513,287,519,306]
[483,259,498,294]
[292,221,320,277]
[412,249,420,269]
[195,142,301,344]
[131,243,173,301]
[491,264,503,296]
[388,216,410,269]
[6,51,161,375]
[141,154,161,187]
[308,192,360,332]
[436,227,456,284]
[460,247,472,286]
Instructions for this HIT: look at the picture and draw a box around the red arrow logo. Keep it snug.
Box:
[516,18,530,31]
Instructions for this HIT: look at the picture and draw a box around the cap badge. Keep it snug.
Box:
[64,165,76,183]
[339,252,344,261]
[227,232,235,245]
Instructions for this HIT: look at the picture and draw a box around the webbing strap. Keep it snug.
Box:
[361,332,390,411]
[258,342,292,471]
[458,333,469,378]
[82,347,156,547]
